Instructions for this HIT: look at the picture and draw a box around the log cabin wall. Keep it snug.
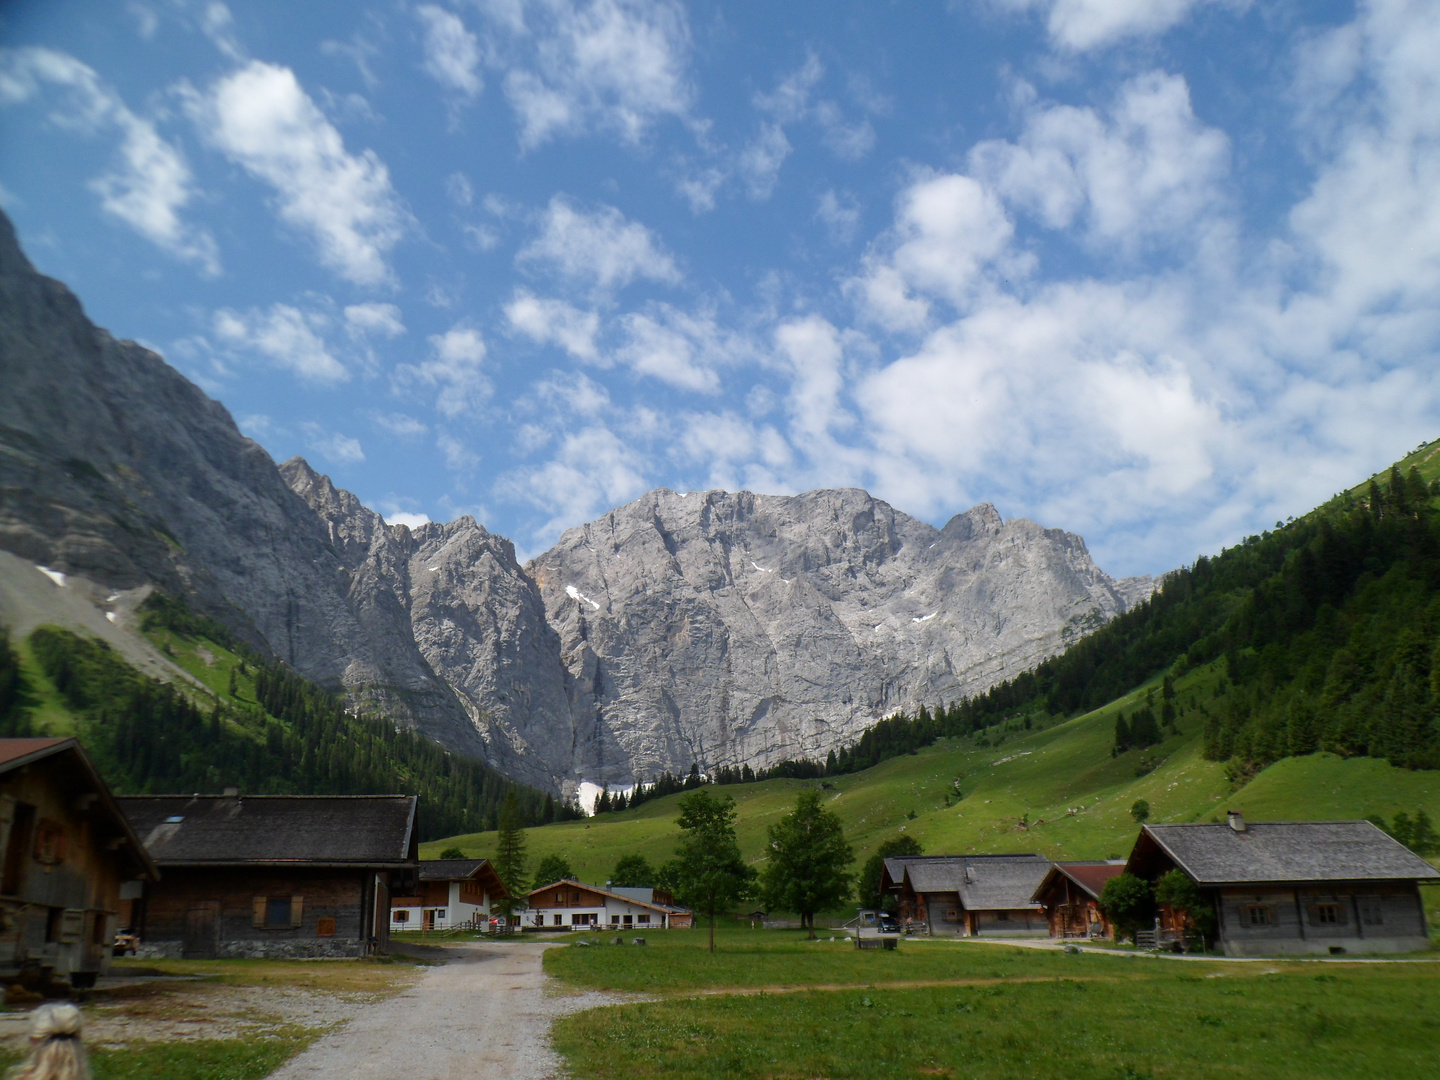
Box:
[136,866,374,959]
[0,741,153,987]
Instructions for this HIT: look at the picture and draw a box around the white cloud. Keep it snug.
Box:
[848,171,1015,332]
[437,431,481,470]
[970,72,1230,251]
[301,422,366,465]
[505,291,601,360]
[372,412,429,437]
[480,0,695,149]
[518,196,680,292]
[738,123,790,201]
[989,0,1244,52]
[499,422,648,541]
[0,47,219,272]
[446,171,474,206]
[738,53,875,200]
[188,60,406,286]
[615,304,748,392]
[417,5,483,99]
[816,189,862,244]
[344,302,406,339]
[397,325,490,417]
[213,304,348,383]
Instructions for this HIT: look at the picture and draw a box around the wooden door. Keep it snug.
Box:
[422,909,435,931]
[183,902,221,959]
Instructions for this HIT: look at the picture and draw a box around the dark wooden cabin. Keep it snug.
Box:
[119,794,417,958]
[883,854,1051,936]
[1126,813,1439,956]
[1031,860,1126,939]
[0,738,157,987]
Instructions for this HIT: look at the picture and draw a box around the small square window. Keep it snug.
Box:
[639,914,650,923]
[1245,905,1272,926]
[996,911,1010,921]
[623,914,633,925]
[553,914,563,926]
[394,910,409,923]
[611,914,620,924]
[436,909,446,920]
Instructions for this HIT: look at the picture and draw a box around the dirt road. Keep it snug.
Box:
[267,941,614,1080]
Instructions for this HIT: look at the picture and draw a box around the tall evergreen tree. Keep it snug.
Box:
[493,790,529,919]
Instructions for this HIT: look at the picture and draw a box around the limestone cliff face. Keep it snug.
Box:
[0,208,1154,792]
[524,488,1148,782]
[0,211,479,758]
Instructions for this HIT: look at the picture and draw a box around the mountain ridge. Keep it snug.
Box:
[0,207,1151,792]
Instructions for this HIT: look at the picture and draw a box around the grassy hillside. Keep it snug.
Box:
[424,656,1440,882]
[0,596,568,840]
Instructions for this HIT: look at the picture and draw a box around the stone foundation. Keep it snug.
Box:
[136,939,365,960]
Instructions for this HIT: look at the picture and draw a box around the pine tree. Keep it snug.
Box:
[493,789,528,917]
[1114,712,1132,754]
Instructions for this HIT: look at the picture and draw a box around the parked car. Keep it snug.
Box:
[878,914,900,933]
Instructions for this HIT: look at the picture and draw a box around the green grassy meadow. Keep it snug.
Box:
[425,657,1440,905]
[551,954,1440,1080]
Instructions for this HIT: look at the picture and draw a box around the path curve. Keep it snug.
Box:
[268,941,616,1080]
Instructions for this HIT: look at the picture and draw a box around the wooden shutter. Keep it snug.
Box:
[252,897,266,928]
[290,896,304,928]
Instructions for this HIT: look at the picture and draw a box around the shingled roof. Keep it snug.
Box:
[1130,821,1440,886]
[888,854,1051,911]
[1030,860,1126,903]
[118,795,417,867]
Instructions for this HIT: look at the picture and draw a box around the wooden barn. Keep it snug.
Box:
[119,793,417,958]
[883,854,1051,936]
[0,738,157,988]
[1030,860,1126,939]
[525,880,693,930]
[389,858,507,931]
[1126,813,1439,956]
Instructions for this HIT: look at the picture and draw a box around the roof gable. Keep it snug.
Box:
[526,879,686,913]
[1032,861,1126,903]
[1134,821,1439,885]
[118,795,418,866]
[0,738,157,880]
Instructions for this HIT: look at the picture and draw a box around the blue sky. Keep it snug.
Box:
[3,0,1438,576]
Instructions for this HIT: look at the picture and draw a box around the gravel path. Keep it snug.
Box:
[267,941,616,1080]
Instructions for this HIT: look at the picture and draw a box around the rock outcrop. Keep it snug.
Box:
[0,209,1154,792]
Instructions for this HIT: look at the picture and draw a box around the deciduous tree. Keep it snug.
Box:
[670,789,755,952]
[760,790,853,938]
[1098,873,1153,943]
[856,834,923,911]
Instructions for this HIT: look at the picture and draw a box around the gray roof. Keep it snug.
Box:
[418,859,489,881]
[118,795,417,867]
[891,854,1051,911]
[1139,821,1440,886]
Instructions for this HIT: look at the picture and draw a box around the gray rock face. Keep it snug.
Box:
[525,488,1148,783]
[0,209,1154,793]
[0,211,478,757]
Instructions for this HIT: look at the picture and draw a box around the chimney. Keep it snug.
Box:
[1227,810,1246,833]
[222,786,240,798]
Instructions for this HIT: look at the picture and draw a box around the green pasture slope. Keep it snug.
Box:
[424,656,1440,906]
